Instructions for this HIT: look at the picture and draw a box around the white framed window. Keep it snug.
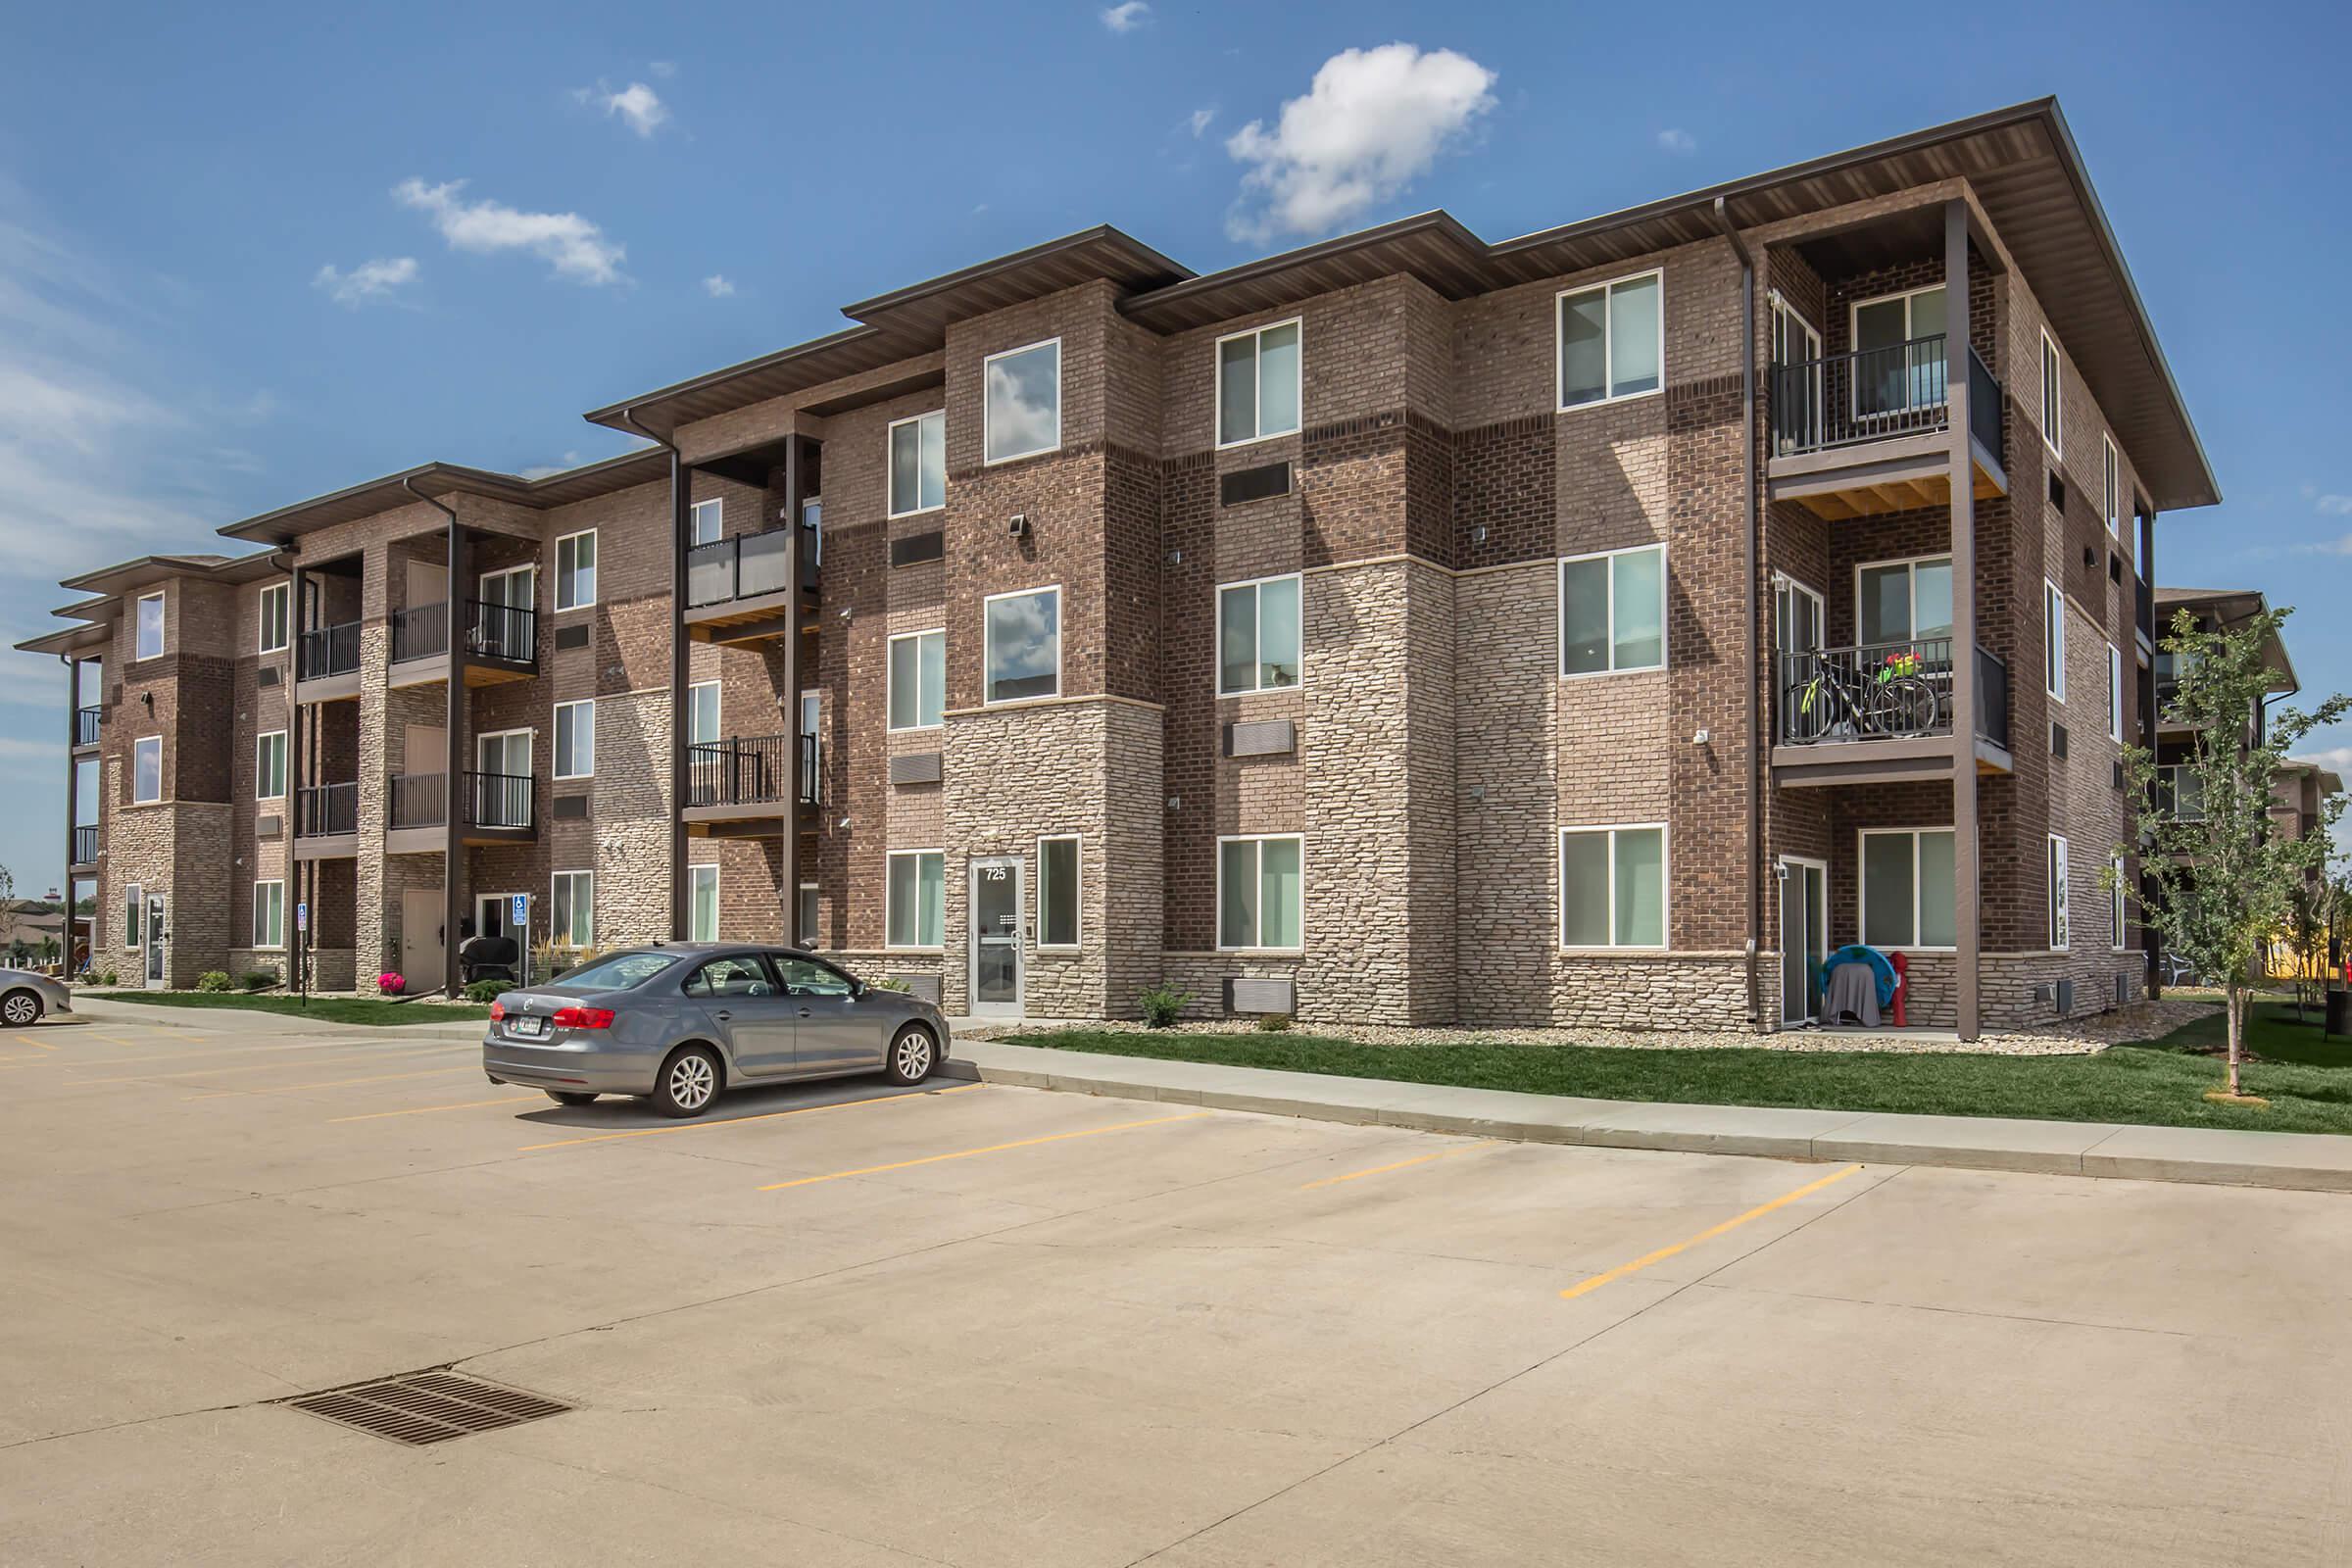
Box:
[131,735,162,804]
[551,870,595,948]
[2111,854,2130,953]
[687,680,720,748]
[688,863,719,942]
[1559,544,1666,676]
[888,629,946,730]
[2044,580,2067,703]
[2048,833,2070,951]
[258,582,289,655]
[887,411,947,516]
[1216,573,1302,696]
[251,879,284,950]
[2102,434,2120,537]
[983,586,1060,704]
[134,591,165,661]
[1217,834,1303,952]
[1558,824,1668,950]
[886,850,945,950]
[797,882,819,948]
[479,564,534,614]
[1038,834,1081,950]
[1856,555,1954,646]
[1557,270,1663,409]
[1858,827,1957,951]
[2040,327,2064,458]
[1848,284,1948,421]
[1215,318,1302,447]
[256,729,287,800]
[125,882,143,949]
[2107,643,2124,743]
[2158,764,2205,822]
[555,529,598,611]
[983,338,1060,465]
[553,699,595,779]
[1774,576,1825,657]
[688,499,723,548]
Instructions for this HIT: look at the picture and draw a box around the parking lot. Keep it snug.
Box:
[4,1002,2349,1565]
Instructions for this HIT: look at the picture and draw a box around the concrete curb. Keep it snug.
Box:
[947,1037,2352,1194]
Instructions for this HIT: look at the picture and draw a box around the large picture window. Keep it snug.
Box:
[886,850,945,949]
[551,870,595,948]
[984,587,1059,704]
[1216,318,1302,446]
[1859,828,1956,951]
[984,339,1060,464]
[888,629,946,729]
[1559,545,1665,675]
[889,411,947,516]
[1038,835,1080,950]
[1559,825,1666,949]
[1216,574,1302,695]
[1557,270,1663,408]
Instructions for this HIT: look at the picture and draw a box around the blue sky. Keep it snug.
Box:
[3,0,2348,895]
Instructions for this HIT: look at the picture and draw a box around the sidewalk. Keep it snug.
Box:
[946,1035,2352,1194]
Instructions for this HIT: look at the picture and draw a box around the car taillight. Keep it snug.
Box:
[551,1005,615,1031]
[488,1000,506,1021]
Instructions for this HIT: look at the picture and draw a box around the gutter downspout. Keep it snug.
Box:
[58,653,77,976]
[1712,196,1764,1028]
[403,475,464,999]
[615,408,691,943]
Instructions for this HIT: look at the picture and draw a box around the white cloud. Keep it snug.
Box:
[518,451,590,480]
[2297,532,2352,557]
[312,256,419,308]
[2316,494,2352,515]
[578,80,670,138]
[1101,2,1151,32]
[394,178,627,286]
[649,60,677,79]
[1188,106,1217,138]
[2294,747,2352,775]
[1224,44,1497,242]
[1657,127,1697,154]
[702,273,736,298]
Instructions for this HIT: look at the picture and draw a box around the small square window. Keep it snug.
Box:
[983,340,1060,464]
[1559,826,1667,949]
[555,530,598,611]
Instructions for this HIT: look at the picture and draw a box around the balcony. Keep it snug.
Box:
[388,600,537,689]
[682,734,818,836]
[73,706,100,750]
[385,769,536,853]
[1773,638,2012,785]
[70,823,97,869]
[295,621,362,703]
[1767,336,2006,520]
[682,522,820,643]
[294,782,359,858]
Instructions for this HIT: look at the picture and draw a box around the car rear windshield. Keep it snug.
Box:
[549,953,679,992]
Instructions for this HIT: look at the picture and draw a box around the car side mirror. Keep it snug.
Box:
[849,978,865,998]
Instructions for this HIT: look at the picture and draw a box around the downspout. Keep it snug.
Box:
[58,653,76,975]
[1712,196,1763,1027]
[614,408,691,943]
[403,475,464,998]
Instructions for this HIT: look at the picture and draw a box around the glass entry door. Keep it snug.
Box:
[144,893,167,988]
[1779,858,1828,1025]
[968,858,1024,1018]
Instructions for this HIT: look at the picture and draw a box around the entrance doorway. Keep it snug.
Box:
[401,887,446,992]
[144,892,167,989]
[1779,857,1829,1026]
[968,857,1024,1019]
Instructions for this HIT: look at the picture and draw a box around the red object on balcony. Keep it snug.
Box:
[1888,951,1908,1027]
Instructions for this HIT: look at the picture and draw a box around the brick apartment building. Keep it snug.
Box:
[18,98,2225,1039]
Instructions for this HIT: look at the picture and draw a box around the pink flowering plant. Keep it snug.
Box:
[376,971,406,996]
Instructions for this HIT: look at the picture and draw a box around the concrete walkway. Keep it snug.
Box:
[952,1035,2352,1194]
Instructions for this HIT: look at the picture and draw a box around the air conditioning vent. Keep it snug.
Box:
[554,624,591,651]
[2055,978,2075,1014]
[889,752,942,786]
[1224,719,1297,758]
[2051,722,2069,759]
[551,794,589,820]
[1220,461,1292,508]
[2047,471,2067,509]
[258,666,281,687]
[890,530,945,567]
[1225,976,1295,1015]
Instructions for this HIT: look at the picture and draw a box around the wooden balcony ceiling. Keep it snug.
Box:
[1781,450,2005,521]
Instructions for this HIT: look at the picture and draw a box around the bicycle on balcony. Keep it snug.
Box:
[1785,646,1944,744]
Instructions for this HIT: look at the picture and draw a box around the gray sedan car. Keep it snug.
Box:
[482,944,949,1117]
[0,967,72,1027]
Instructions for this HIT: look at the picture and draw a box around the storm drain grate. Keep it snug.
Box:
[280,1368,571,1446]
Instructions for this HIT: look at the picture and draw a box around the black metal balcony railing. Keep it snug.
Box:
[391,600,450,664]
[1770,335,2003,459]
[464,770,534,831]
[2155,767,2206,823]
[71,824,97,865]
[464,598,535,663]
[388,770,447,831]
[74,706,100,747]
[1779,638,2012,752]
[295,782,358,837]
[298,621,361,681]
[686,734,819,808]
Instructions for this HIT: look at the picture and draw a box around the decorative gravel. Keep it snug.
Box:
[968,997,2222,1057]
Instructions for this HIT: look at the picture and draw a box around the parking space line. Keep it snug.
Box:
[329,1095,540,1123]
[1301,1140,1498,1190]
[1557,1163,1866,1301]
[758,1110,1211,1192]
[74,1047,463,1084]
[12,1033,58,1052]
[518,1082,987,1152]
[180,1066,481,1100]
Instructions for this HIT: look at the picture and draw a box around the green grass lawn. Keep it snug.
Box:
[85,991,489,1026]
[1001,1001,2352,1135]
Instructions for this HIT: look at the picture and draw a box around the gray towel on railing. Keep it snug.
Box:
[1824,959,1881,1027]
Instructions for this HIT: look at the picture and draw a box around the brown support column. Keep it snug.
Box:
[778,437,804,944]
[1944,200,1982,1040]
[442,518,469,997]
[286,560,304,989]
[60,654,77,971]
[668,454,691,941]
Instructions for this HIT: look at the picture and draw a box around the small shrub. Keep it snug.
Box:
[376,971,407,997]
[239,969,279,992]
[464,979,514,1004]
[870,975,911,993]
[195,971,232,993]
[1138,984,1191,1029]
[1255,1011,1294,1033]
[97,969,118,987]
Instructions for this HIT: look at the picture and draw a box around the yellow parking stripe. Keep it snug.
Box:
[758,1110,1209,1192]
[518,1082,985,1152]
[1301,1140,1498,1190]
[74,1047,459,1084]
[180,1066,480,1100]
[329,1095,539,1123]
[11,1033,58,1052]
[1558,1163,1866,1301]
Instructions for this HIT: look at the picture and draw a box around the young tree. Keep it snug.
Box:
[2119,607,2348,1099]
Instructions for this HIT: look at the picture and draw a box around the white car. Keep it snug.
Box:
[0,967,73,1026]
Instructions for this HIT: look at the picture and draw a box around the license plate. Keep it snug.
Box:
[511,1015,546,1038]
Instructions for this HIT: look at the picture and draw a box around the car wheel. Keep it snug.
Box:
[0,990,42,1026]
[544,1090,598,1106]
[884,1024,938,1086]
[653,1046,722,1118]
